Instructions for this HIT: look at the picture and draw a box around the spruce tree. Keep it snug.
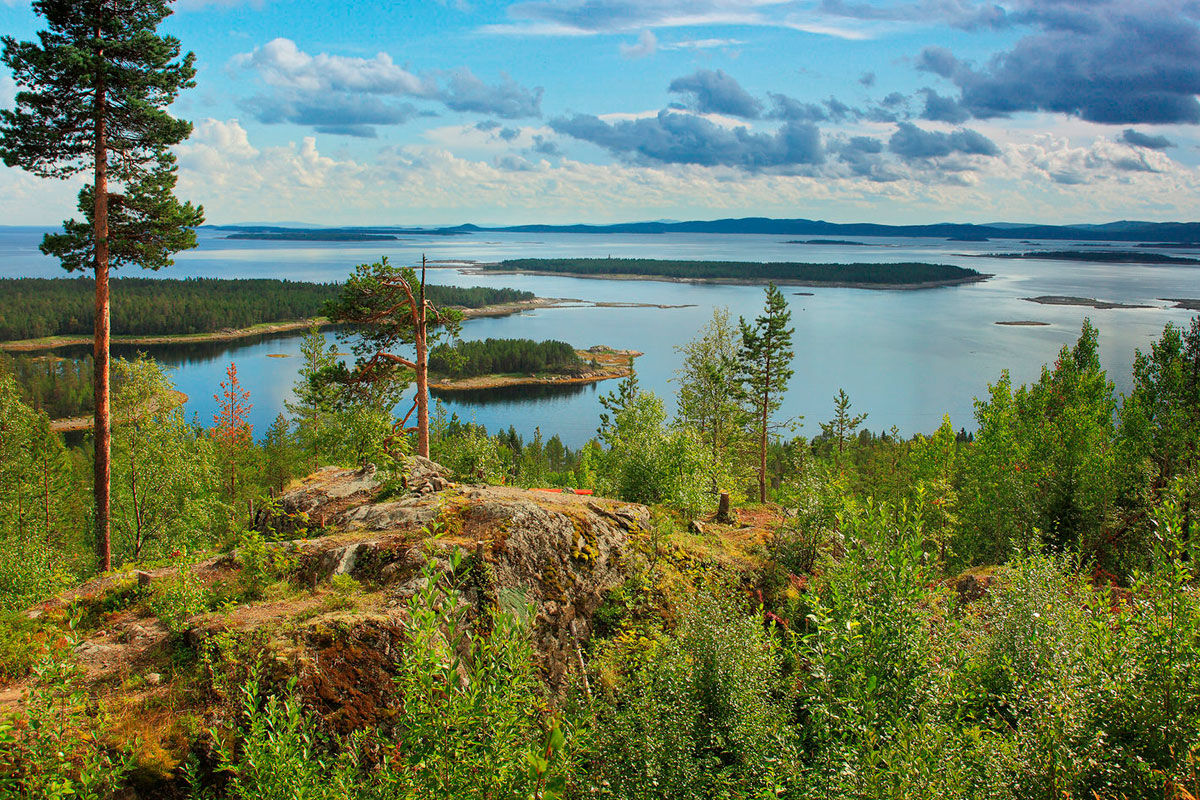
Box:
[0,0,202,571]
[737,283,795,503]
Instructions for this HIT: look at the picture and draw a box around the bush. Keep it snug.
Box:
[589,593,797,798]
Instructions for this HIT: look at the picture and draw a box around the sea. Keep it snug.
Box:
[3,225,1197,448]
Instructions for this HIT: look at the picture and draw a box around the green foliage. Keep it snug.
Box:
[0,611,50,680]
[198,551,569,800]
[429,337,584,378]
[0,369,83,610]
[673,307,752,491]
[0,640,133,799]
[957,320,1118,566]
[589,593,798,799]
[147,567,210,637]
[429,407,508,482]
[111,356,223,564]
[2,352,94,418]
[596,387,729,516]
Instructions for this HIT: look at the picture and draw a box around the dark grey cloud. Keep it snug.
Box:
[531,134,562,156]
[499,126,521,141]
[835,135,900,181]
[888,121,1000,159]
[769,93,830,123]
[243,93,420,137]
[919,88,970,123]
[1121,128,1175,149]
[441,69,543,118]
[914,2,1200,124]
[668,70,762,119]
[549,110,825,170]
[475,119,501,132]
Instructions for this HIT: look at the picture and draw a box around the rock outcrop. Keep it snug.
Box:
[256,460,649,687]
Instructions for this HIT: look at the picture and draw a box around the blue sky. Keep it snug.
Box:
[2,0,1199,225]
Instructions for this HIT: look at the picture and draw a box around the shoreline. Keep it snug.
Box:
[467,266,992,290]
[1,319,333,353]
[1,297,694,353]
[429,347,640,391]
[49,390,189,432]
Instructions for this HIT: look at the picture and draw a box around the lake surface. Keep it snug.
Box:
[4,226,1198,448]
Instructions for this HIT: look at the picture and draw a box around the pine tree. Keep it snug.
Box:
[0,0,202,571]
[326,256,460,458]
[737,283,795,503]
[820,388,868,468]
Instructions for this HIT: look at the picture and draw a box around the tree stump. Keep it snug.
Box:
[715,491,734,525]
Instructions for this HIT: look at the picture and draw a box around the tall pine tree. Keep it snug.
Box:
[0,0,202,571]
[738,283,795,503]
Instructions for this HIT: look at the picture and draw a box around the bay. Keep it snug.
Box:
[3,226,1197,448]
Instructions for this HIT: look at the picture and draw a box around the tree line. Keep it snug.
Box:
[0,277,534,341]
[491,257,982,284]
[428,337,584,378]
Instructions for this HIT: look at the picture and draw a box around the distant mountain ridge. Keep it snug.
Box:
[207,218,1200,243]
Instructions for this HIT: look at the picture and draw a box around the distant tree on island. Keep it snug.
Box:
[0,0,203,570]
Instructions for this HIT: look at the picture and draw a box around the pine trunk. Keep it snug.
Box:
[93,71,112,573]
[415,257,430,458]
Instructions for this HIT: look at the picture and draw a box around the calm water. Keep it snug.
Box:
[4,226,1198,447]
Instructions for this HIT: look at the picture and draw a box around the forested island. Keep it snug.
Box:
[427,339,638,389]
[981,250,1200,265]
[784,239,874,246]
[0,278,536,346]
[485,258,987,287]
[225,232,399,241]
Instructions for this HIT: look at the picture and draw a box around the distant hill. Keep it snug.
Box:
[453,218,1200,243]
[194,218,1200,244]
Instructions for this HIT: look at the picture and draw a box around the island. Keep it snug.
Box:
[979,250,1200,265]
[427,340,639,390]
[479,258,988,289]
[1023,295,1154,310]
[225,232,399,241]
[995,320,1050,326]
[784,239,875,246]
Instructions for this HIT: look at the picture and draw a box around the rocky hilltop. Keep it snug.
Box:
[3,458,658,783]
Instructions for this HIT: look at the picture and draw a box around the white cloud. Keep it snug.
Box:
[231,38,433,96]
[620,31,658,59]
[165,117,1200,227]
[662,37,746,50]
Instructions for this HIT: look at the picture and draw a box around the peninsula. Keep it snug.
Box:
[481,258,987,288]
[980,250,1200,265]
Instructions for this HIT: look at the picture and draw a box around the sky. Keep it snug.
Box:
[2,0,1200,226]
